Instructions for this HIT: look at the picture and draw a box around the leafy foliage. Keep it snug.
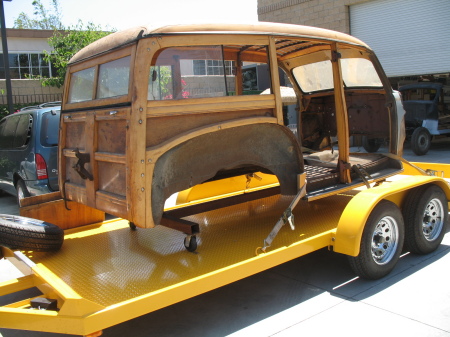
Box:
[0,103,40,119]
[12,0,113,88]
[42,22,112,88]
[14,0,63,30]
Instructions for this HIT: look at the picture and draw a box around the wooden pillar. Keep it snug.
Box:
[331,43,351,184]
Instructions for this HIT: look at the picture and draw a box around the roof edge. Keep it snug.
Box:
[69,22,369,65]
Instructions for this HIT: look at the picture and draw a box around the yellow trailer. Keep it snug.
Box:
[0,162,449,336]
[1,23,449,336]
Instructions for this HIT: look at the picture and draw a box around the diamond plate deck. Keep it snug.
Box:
[27,193,352,308]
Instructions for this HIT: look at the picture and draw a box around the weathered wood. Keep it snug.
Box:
[269,38,284,126]
[85,111,97,206]
[331,42,351,183]
[19,195,105,230]
[160,215,199,235]
[95,190,127,219]
[146,95,275,116]
[145,109,272,146]
[129,38,153,228]
[19,191,62,207]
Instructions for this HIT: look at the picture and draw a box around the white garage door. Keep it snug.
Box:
[350,0,450,77]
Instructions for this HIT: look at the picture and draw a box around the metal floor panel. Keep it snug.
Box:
[27,193,352,307]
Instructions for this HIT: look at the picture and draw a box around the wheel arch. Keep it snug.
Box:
[150,123,304,226]
[333,177,450,257]
[13,172,23,187]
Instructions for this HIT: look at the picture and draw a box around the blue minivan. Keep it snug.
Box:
[0,102,60,205]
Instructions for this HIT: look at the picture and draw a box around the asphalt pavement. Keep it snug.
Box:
[1,137,450,337]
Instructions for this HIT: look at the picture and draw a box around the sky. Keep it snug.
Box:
[4,0,259,31]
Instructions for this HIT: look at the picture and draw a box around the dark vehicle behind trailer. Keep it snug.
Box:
[0,102,60,205]
[399,82,450,155]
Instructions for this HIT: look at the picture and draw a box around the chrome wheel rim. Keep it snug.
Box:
[422,198,444,241]
[371,216,399,265]
[17,187,25,206]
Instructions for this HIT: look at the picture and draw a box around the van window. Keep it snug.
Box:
[340,58,382,88]
[68,55,131,103]
[13,114,32,148]
[292,60,333,92]
[0,115,19,149]
[97,56,131,99]
[68,67,96,103]
[40,110,60,146]
[293,58,382,93]
[148,45,270,100]
[0,118,8,148]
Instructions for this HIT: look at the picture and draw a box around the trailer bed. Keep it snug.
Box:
[1,192,352,335]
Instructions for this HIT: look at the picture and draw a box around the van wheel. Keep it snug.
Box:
[348,201,404,280]
[0,214,64,252]
[15,179,30,207]
[411,127,431,156]
[362,136,381,153]
[403,185,448,254]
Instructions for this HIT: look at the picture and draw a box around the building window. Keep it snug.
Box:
[193,60,234,76]
[0,53,53,79]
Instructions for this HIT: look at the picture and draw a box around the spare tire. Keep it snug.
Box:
[0,214,64,252]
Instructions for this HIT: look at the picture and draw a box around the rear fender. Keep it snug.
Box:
[151,123,303,225]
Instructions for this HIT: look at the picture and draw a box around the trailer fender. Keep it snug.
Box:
[333,176,450,256]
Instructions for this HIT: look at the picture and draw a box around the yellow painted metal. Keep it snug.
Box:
[403,162,450,178]
[0,193,350,335]
[1,163,449,335]
[0,275,36,297]
[333,175,450,256]
[176,172,278,204]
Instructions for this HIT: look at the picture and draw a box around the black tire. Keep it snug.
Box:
[0,214,64,252]
[402,185,448,255]
[362,136,381,153]
[15,179,30,207]
[348,200,405,280]
[411,127,431,156]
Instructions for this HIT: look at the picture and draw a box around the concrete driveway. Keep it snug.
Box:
[1,138,450,337]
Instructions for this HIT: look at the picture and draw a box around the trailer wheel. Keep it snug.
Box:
[184,235,197,252]
[0,214,64,252]
[362,136,381,153]
[403,185,448,255]
[348,201,404,280]
[411,127,431,156]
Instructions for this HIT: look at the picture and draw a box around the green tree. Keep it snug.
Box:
[14,0,63,30]
[12,0,113,88]
[42,21,112,88]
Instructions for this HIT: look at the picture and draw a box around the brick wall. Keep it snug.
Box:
[0,79,63,105]
[258,0,371,34]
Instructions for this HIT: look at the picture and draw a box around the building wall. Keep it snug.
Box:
[1,29,62,105]
[0,79,62,105]
[258,0,370,34]
[0,29,54,53]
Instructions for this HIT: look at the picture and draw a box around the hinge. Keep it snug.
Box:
[332,51,341,62]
